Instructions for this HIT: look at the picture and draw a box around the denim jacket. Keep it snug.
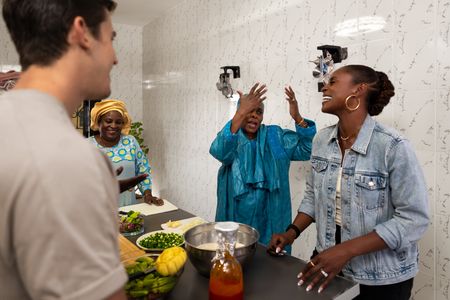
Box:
[298,115,429,285]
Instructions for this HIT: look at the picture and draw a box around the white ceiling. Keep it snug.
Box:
[112,0,182,26]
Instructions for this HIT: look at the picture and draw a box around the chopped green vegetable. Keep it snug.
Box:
[138,232,184,249]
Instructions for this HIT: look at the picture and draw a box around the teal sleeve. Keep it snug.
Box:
[283,118,317,161]
[209,120,239,166]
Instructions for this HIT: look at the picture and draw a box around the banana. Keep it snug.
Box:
[167,220,181,228]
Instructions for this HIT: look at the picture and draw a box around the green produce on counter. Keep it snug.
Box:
[125,256,155,278]
[119,210,144,234]
[124,255,180,299]
[138,232,184,249]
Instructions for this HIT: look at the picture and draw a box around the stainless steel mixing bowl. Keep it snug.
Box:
[184,222,259,277]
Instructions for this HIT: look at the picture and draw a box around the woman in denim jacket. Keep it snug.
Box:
[269,65,429,299]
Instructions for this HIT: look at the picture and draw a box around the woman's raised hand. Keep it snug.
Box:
[284,85,303,124]
[236,83,267,115]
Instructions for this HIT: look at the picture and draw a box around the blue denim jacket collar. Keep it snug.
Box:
[326,115,376,155]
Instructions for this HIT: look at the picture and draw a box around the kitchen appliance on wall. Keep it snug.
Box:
[216,66,240,99]
[311,45,348,91]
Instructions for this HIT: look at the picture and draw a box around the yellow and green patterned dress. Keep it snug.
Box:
[89,134,152,207]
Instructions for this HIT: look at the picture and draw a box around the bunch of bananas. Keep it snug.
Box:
[155,246,187,276]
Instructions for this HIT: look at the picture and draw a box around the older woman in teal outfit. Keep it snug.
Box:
[89,99,163,207]
[210,83,316,247]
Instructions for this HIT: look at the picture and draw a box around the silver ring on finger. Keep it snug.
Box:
[320,269,329,278]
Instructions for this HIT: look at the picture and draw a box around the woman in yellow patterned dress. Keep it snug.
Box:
[89,99,163,207]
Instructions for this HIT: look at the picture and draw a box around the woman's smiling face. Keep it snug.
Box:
[98,110,124,142]
[320,68,359,115]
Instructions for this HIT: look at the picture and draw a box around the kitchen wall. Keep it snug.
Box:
[110,24,143,122]
[0,16,19,74]
[0,19,143,122]
[142,0,450,299]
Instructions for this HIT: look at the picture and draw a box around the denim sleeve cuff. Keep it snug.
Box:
[298,202,315,220]
[295,118,317,137]
[374,220,406,250]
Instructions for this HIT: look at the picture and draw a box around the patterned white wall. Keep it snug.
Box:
[110,24,143,122]
[143,0,450,299]
[0,17,19,73]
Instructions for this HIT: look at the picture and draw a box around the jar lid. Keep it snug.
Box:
[214,222,239,232]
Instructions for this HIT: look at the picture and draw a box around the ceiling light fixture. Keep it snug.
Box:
[334,16,386,37]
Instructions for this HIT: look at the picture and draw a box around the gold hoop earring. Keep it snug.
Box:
[345,95,360,111]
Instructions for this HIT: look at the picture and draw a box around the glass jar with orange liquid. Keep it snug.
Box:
[209,222,243,300]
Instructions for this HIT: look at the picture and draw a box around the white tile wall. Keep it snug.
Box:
[0,17,18,67]
[109,24,143,122]
[142,0,450,298]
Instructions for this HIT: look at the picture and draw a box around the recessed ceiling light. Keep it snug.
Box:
[334,16,386,37]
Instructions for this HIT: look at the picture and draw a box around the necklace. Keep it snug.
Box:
[340,135,351,141]
[97,135,120,147]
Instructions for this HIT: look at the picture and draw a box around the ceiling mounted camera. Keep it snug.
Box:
[311,45,348,91]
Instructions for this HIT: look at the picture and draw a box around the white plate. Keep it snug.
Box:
[160,217,207,234]
[136,230,184,251]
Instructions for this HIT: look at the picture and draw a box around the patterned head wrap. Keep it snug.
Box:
[90,99,132,135]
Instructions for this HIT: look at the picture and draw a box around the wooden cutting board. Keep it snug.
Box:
[118,234,145,263]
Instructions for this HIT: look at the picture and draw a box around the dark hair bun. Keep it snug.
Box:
[368,71,395,116]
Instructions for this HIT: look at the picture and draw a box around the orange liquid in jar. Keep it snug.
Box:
[209,251,243,300]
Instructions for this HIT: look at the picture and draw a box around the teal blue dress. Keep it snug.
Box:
[210,120,316,246]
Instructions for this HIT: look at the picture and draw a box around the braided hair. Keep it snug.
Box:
[342,65,395,116]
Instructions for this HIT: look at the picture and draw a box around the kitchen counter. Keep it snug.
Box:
[126,209,359,300]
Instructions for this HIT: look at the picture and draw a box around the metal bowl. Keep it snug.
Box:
[184,222,259,277]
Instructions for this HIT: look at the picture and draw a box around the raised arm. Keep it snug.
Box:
[285,85,307,127]
[282,86,316,160]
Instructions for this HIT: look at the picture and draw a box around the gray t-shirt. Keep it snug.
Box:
[0,90,127,300]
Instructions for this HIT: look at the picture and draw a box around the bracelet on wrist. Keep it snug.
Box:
[285,223,301,239]
[296,118,308,128]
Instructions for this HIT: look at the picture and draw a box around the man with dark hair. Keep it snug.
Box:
[0,1,129,299]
